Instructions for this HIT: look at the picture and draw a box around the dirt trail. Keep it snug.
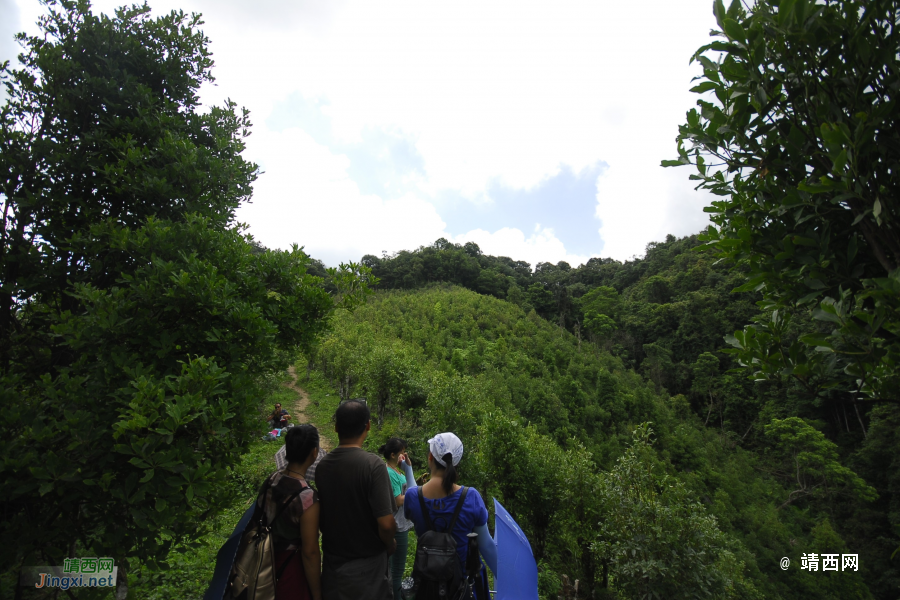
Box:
[285,366,331,450]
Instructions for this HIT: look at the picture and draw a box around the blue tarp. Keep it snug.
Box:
[203,501,257,600]
[493,499,539,600]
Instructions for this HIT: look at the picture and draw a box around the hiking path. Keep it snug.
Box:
[285,366,331,451]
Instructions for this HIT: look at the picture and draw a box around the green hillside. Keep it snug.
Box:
[362,234,900,598]
[303,284,879,599]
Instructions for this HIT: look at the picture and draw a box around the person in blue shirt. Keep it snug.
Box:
[402,432,497,597]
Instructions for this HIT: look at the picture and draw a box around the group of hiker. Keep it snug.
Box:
[258,398,497,600]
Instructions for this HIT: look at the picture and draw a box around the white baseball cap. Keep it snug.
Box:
[428,432,464,467]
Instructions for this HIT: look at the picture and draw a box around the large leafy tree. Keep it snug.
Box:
[593,425,757,600]
[763,417,877,508]
[0,0,345,585]
[666,0,900,406]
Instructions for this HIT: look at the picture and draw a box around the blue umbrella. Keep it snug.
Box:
[203,501,257,600]
[493,499,539,600]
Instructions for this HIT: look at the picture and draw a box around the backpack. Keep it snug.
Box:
[403,487,474,600]
[229,477,307,600]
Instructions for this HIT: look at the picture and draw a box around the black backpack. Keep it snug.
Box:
[403,487,474,600]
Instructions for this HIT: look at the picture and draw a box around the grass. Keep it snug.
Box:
[126,364,488,598]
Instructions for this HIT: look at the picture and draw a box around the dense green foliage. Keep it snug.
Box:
[304,285,887,598]
[670,0,900,591]
[667,0,900,404]
[123,376,298,600]
[361,229,899,596]
[595,425,750,600]
[1,0,896,598]
[0,1,347,591]
[367,235,763,430]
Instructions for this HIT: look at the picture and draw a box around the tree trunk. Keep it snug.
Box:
[378,392,387,427]
[704,391,715,427]
[842,403,851,433]
[602,559,609,589]
[115,565,127,600]
[854,403,868,439]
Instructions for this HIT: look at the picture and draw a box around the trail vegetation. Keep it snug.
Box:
[1,0,898,598]
[303,280,884,598]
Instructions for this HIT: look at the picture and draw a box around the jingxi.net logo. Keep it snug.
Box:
[779,553,859,573]
[20,557,117,591]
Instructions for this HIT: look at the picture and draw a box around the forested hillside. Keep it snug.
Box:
[303,279,890,598]
[363,234,878,444]
[3,0,898,598]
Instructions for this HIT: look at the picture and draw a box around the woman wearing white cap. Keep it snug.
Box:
[401,432,498,598]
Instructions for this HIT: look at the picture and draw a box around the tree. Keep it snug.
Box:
[594,424,756,599]
[0,0,355,586]
[643,274,673,304]
[692,352,722,426]
[583,312,616,341]
[666,0,900,405]
[358,341,417,426]
[579,286,621,321]
[795,519,874,599]
[763,417,877,509]
[526,283,555,317]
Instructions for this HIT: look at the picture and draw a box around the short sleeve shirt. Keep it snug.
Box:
[404,486,488,567]
[315,447,397,566]
[387,466,413,532]
[257,471,318,551]
[271,409,289,427]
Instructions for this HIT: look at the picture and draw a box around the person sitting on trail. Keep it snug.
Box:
[258,424,323,600]
[315,399,397,600]
[379,437,416,600]
[269,403,292,429]
[403,432,497,599]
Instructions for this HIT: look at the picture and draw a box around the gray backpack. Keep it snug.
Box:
[229,478,305,600]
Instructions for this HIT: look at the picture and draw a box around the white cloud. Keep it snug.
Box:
[9,0,720,265]
[0,0,19,62]
[451,227,591,269]
[0,0,20,104]
[237,127,447,266]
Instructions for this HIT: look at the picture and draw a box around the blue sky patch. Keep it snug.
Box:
[438,162,607,256]
[267,93,606,256]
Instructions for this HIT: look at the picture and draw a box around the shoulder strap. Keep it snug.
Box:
[254,475,275,520]
[266,479,308,528]
[275,547,300,581]
[417,488,433,532]
[269,479,310,584]
[417,487,469,533]
[447,487,468,533]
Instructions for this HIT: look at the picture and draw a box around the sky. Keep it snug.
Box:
[1,0,718,267]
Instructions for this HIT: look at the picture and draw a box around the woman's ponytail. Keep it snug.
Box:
[441,452,457,495]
